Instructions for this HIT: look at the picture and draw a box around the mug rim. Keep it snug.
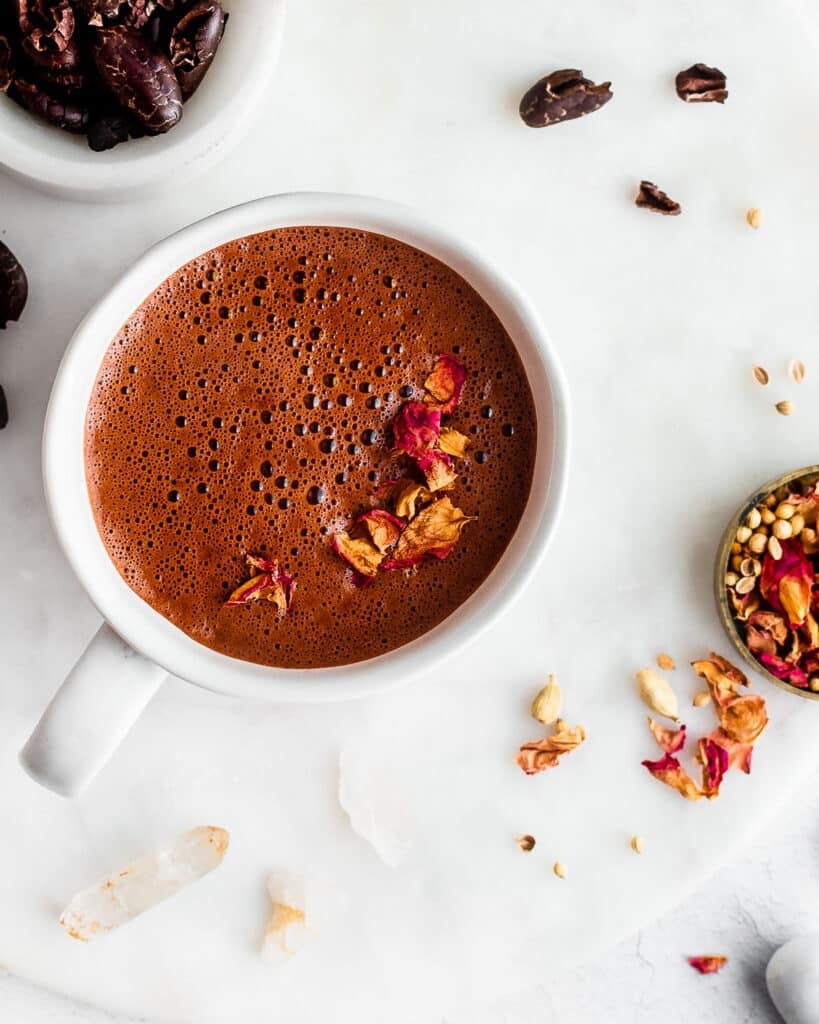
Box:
[43,192,571,702]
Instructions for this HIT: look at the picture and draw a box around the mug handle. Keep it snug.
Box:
[19,623,167,797]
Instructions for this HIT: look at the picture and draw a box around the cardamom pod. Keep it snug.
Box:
[530,674,562,724]
[635,668,679,721]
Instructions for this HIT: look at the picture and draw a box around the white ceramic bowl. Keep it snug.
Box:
[24,192,570,796]
[0,0,285,201]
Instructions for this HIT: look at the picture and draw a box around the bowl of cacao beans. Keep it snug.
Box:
[0,0,285,201]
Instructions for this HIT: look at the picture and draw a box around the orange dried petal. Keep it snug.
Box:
[423,354,467,414]
[696,737,729,798]
[332,531,384,580]
[382,496,476,570]
[641,752,702,801]
[417,450,458,492]
[691,654,747,707]
[357,509,404,553]
[225,556,295,612]
[647,717,686,754]
[516,720,586,775]
[437,427,469,459]
[716,693,768,744]
[377,478,433,520]
[701,727,753,774]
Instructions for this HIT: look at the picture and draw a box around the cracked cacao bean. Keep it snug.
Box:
[675,63,727,103]
[0,241,28,329]
[89,24,182,132]
[10,77,88,131]
[169,1,226,99]
[0,36,14,92]
[635,181,681,216]
[519,69,612,128]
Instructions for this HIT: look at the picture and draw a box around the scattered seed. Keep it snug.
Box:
[636,667,680,721]
[748,532,768,554]
[735,525,752,544]
[775,400,794,416]
[630,835,645,854]
[731,542,743,555]
[746,207,763,229]
[740,557,761,577]
[792,514,805,537]
[745,508,762,530]
[768,535,783,560]
[724,572,739,587]
[735,575,757,595]
[656,653,675,671]
[516,834,536,852]
[775,502,795,520]
[693,691,711,708]
[752,365,769,386]
[553,861,568,879]
[530,674,562,725]
[790,359,806,384]
[810,679,819,693]
[760,507,776,525]
[772,518,793,540]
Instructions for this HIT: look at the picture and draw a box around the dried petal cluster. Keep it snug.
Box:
[332,354,477,584]
[0,0,227,150]
[224,554,295,613]
[726,475,819,692]
[642,653,766,801]
[688,955,728,975]
[517,675,586,776]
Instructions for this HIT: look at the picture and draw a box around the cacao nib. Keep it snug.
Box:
[519,69,612,128]
[635,180,681,216]
[10,77,88,131]
[675,63,728,104]
[89,25,182,132]
[0,241,28,329]
[169,1,226,99]
[0,385,7,430]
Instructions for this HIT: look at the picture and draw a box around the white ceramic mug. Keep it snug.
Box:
[20,192,571,797]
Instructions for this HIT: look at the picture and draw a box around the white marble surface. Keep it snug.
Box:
[4,0,819,1020]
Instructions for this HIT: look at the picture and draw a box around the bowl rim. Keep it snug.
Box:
[714,463,819,700]
[0,0,286,198]
[43,191,571,702]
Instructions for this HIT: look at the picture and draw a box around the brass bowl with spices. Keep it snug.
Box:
[715,465,819,701]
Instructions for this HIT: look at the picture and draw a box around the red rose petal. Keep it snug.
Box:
[688,955,727,975]
[392,401,441,459]
[696,737,729,798]
[641,752,702,801]
[225,556,295,612]
[417,450,458,492]
[381,496,476,570]
[647,717,686,754]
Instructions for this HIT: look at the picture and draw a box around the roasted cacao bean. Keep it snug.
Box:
[10,77,88,131]
[635,180,681,216]
[89,24,182,132]
[169,1,226,99]
[519,69,612,128]
[0,241,28,329]
[87,105,131,149]
[0,385,8,430]
[0,36,14,92]
[17,0,75,53]
[675,63,727,104]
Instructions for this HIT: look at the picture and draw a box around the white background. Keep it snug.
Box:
[3,0,819,1020]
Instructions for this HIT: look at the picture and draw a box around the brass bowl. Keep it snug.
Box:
[714,464,819,701]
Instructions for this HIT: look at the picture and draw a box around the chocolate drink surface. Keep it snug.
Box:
[85,227,537,668]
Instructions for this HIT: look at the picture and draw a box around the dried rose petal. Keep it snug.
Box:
[417,450,457,492]
[647,717,686,754]
[382,496,476,570]
[730,588,760,621]
[437,427,469,459]
[760,537,813,627]
[423,354,467,414]
[688,955,727,975]
[691,654,747,707]
[641,752,702,801]
[357,509,404,553]
[392,401,441,459]
[701,727,753,774]
[332,532,383,582]
[377,478,432,520]
[516,720,586,775]
[745,610,789,657]
[225,556,295,612]
[697,737,729,798]
[717,694,768,744]
[757,652,809,688]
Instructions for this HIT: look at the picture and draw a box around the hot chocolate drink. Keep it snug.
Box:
[84,227,537,668]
